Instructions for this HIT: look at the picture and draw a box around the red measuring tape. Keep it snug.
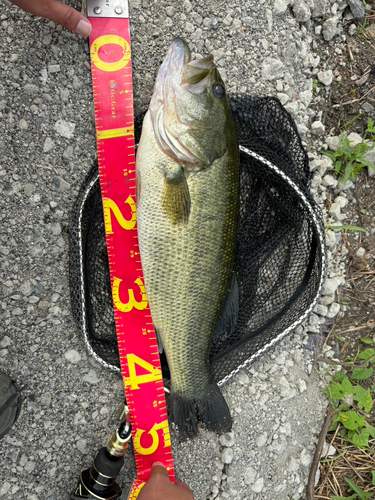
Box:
[87,1,175,496]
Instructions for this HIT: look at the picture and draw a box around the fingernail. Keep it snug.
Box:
[152,461,165,468]
[76,19,92,36]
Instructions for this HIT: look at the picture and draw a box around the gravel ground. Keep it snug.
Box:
[0,0,359,498]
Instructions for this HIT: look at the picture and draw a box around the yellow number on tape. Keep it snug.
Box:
[124,353,162,390]
[112,277,148,313]
[133,420,171,455]
[103,196,136,234]
[91,35,131,72]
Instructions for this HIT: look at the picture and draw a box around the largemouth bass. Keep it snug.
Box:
[136,39,240,437]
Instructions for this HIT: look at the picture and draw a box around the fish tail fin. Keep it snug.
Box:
[171,383,232,439]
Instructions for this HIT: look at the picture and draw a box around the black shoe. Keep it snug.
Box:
[0,370,21,440]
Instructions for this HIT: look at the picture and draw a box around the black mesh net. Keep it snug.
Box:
[69,96,326,384]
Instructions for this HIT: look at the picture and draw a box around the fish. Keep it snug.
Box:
[136,38,240,437]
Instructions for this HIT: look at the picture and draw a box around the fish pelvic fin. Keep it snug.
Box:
[162,167,191,224]
[171,382,232,439]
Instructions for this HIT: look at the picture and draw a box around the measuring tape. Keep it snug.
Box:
[87,1,175,496]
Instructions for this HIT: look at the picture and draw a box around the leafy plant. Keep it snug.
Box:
[325,218,366,234]
[321,118,375,183]
[322,338,375,449]
[331,475,375,499]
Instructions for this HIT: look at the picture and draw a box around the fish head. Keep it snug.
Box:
[149,38,233,169]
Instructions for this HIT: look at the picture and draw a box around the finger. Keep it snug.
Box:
[175,478,193,492]
[10,0,92,36]
[149,462,170,479]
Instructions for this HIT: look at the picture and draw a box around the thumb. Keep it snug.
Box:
[44,1,92,35]
[149,462,170,479]
[11,0,92,36]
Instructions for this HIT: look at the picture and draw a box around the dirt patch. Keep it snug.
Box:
[315,9,375,135]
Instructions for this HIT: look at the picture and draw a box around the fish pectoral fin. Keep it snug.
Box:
[213,272,239,344]
[162,167,191,224]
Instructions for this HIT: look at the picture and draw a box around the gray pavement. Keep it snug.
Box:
[0,0,345,498]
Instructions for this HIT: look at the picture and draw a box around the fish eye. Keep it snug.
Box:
[212,83,225,99]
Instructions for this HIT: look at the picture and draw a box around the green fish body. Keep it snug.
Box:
[136,39,239,437]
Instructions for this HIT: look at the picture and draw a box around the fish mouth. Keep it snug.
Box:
[149,39,217,165]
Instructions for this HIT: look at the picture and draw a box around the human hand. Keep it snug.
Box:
[8,0,92,36]
[138,462,194,500]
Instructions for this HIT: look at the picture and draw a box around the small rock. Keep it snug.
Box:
[298,379,307,393]
[347,132,363,147]
[221,447,234,464]
[76,439,87,454]
[300,448,313,467]
[322,174,338,188]
[64,349,82,364]
[256,432,268,447]
[19,119,28,130]
[219,432,236,447]
[347,0,365,18]
[311,121,325,136]
[317,70,333,86]
[329,202,341,220]
[323,442,337,456]
[43,137,55,153]
[334,195,348,208]
[262,57,284,81]
[293,0,311,22]
[54,120,76,139]
[48,64,61,73]
[327,302,341,318]
[326,136,340,151]
[322,278,340,296]
[348,23,357,36]
[244,466,257,486]
[274,0,289,15]
[277,93,289,105]
[321,294,335,305]
[362,102,374,113]
[314,304,328,316]
[251,477,264,493]
[322,17,339,41]
[83,369,99,384]
[356,247,366,257]
[20,280,33,296]
[0,336,12,348]
[299,89,313,107]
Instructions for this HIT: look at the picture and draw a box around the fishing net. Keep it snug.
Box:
[69,96,326,385]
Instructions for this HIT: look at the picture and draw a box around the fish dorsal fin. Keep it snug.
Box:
[213,272,239,344]
[162,167,191,224]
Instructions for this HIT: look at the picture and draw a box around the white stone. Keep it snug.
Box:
[326,136,340,151]
[314,304,328,316]
[251,477,264,493]
[64,349,81,364]
[347,132,363,147]
[329,202,341,219]
[221,447,234,464]
[327,302,341,318]
[322,174,338,188]
[322,17,339,41]
[322,278,340,296]
[244,466,257,485]
[43,137,55,153]
[262,57,284,81]
[300,448,313,467]
[323,442,337,456]
[83,369,100,384]
[256,432,268,447]
[311,121,325,136]
[318,70,334,86]
[293,0,311,21]
[274,0,289,15]
[299,89,313,107]
[76,439,87,454]
[277,93,289,105]
[54,120,76,139]
[219,432,236,447]
[356,247,366,257]
[334,195,348,208]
